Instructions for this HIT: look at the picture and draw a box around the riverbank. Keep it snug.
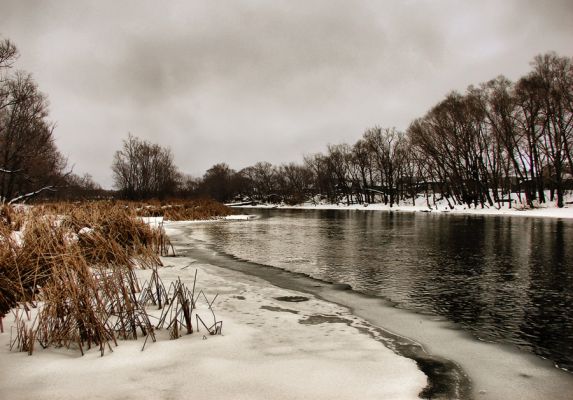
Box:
[0,235,426,399]
[232,195,573,219]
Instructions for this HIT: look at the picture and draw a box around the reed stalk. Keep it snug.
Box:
[1,200,224,355]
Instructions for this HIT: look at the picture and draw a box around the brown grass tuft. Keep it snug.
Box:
[131,198,235,221]
[0,200,226,353]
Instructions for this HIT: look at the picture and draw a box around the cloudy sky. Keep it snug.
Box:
[1,0,572,187]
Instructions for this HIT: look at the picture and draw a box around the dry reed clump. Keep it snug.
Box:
[0,204,27,231]
[1,213,65,318]
[32,251,118,356]
[139,268,222,340]
[1,201,222,354]
[132,198,234,221]
[0,233,21,327]
[15,216,69,298]
[68,204,162,267]
[42,201,173,262]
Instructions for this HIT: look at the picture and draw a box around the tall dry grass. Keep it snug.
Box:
[128,198,235,221]
[0,200,225,354]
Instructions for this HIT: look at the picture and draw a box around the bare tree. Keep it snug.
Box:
[0,41,66,204]
[179,174,201,198]
[304,152,336,203]
[198,163,238,202]
[276,162,313,204]
[351,138,375,203]
[363,127,407,206]
[53,173,107,200]
[112,134,181,199]
[239,161,277,202]
[482,76,531,205]
[529,53,573,207]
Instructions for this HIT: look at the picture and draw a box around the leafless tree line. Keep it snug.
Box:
[410,52,573,208]
[198,52,572,208]
[3,36,570,207]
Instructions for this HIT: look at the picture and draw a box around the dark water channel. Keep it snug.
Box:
[190,209,573,372]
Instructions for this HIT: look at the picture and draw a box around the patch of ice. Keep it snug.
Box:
[224,214,256,221]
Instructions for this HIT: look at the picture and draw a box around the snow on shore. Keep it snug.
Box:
[293,202,573,219]
[238,193,573,219]
[0,254,426,399]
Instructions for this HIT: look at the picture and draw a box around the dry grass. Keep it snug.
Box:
[0,204,27,231]
[130,198,235,221]
[0,200,225,354]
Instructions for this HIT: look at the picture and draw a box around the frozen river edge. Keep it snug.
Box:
[2,220,571,400]
[232,201,573,220]
[169,220,573,400]
[169,223,470,399]
[0,223,426,400]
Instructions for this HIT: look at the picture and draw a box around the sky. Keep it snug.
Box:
[1,0,572,188]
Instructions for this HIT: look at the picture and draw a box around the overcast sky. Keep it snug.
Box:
[1,0,572,188]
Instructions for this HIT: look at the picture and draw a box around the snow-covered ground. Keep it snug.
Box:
[3,195,571,399]
[293,202,573,219]
[238,192,573,219]
[0,253,426,399]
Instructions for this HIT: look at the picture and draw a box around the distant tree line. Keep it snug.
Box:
[111,134,181,200]
[3,35,570,208]
[184,52,572,208]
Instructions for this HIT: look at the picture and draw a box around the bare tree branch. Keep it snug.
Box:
[7,186,57,205]
[0,168,22,174]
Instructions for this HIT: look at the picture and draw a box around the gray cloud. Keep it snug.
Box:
[1,0,571,187]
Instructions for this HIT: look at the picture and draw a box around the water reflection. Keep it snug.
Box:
[522,220,573,362]
[191,209,573,371]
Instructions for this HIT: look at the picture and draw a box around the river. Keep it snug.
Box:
[187,208,573,373]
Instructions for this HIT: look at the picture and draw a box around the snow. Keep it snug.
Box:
[0,252,426,399]
[294,202,573,219]
[223,214,256,221]
[239,192,573,219]
[139,216,164,227]
[4,194,570,399]
[78,227,94,235]
[164,215,257,226]
[9,230,23,246]
[166,220,573,400]
[320,287,573,400]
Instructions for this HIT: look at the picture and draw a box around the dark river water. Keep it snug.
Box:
[190,209,573,372]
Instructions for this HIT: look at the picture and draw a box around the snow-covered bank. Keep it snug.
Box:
[235,196,573,219]
[296,202,573,219]
[0,251,426,399]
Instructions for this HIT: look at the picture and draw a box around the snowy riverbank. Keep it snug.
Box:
[0,241,426,399]
[234,194,573,219]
